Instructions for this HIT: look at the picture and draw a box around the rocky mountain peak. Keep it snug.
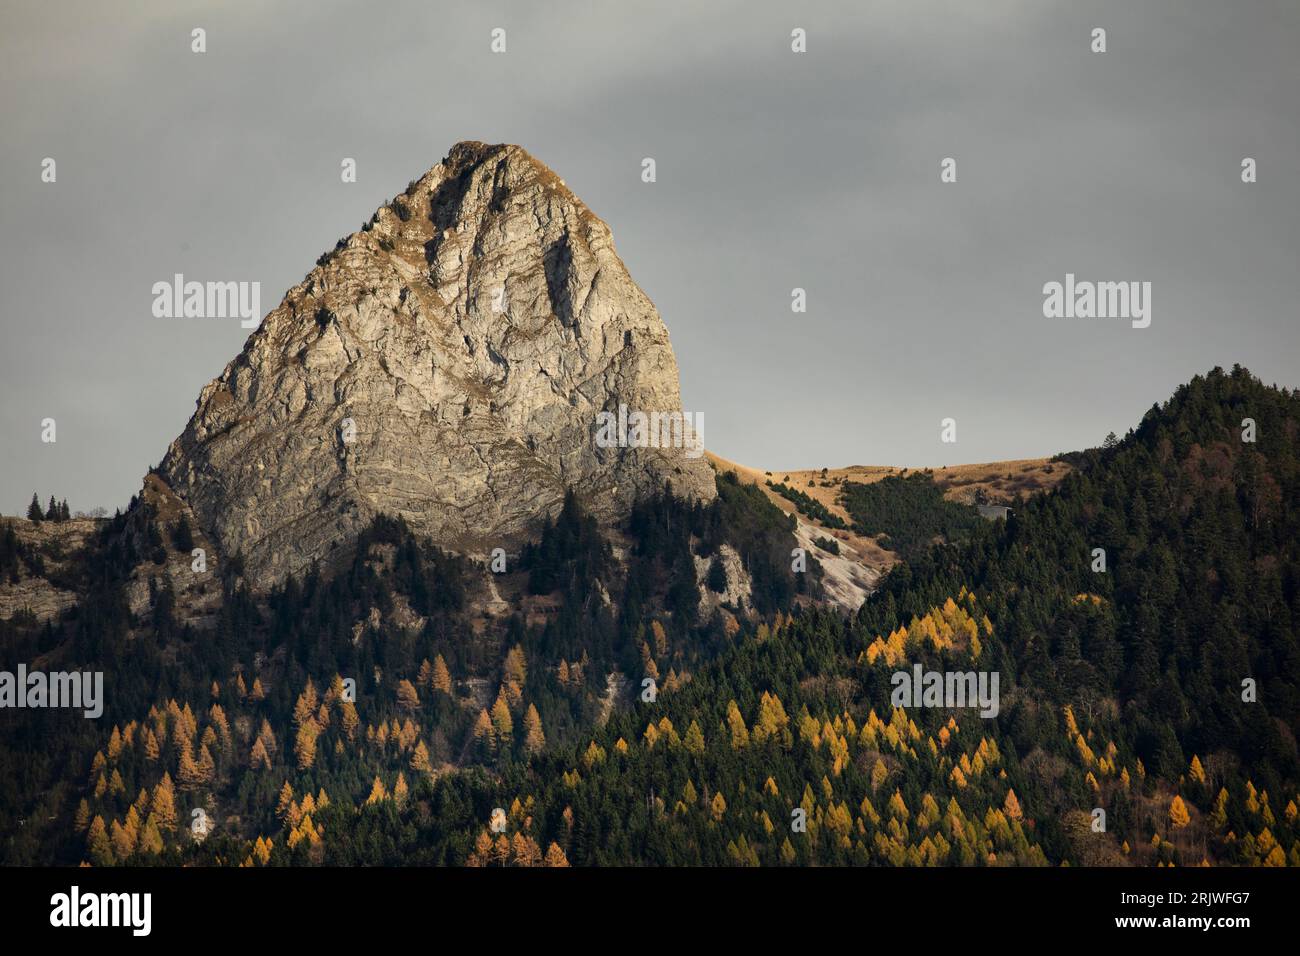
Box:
[159,141,714,587]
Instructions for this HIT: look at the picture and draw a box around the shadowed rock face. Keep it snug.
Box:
[159,141,714,587]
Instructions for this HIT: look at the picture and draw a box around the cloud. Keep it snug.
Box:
[1,0,1297,511]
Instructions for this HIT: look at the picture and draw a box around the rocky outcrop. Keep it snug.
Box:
[159,142,714,587]
[0,517,96,624]
[123,474,224,628]
[694,543,751,615]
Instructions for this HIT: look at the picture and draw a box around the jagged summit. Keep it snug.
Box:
[158,141,714,587]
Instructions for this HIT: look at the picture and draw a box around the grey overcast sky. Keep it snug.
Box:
[2,0,1297,515]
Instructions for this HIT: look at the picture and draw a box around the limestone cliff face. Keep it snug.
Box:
[159,142,714,587]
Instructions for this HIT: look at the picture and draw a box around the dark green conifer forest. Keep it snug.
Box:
[1,367,1296,868]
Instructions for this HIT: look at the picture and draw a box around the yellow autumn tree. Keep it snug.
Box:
[780,837,797,864]
[396,679,420,712]
[650,620,668,657]
[150,773,177,831]
[710,792,727,822]
[276,782,295,820]
[137,818,164,856]
[504,645,528,685]
[581,740,606,768]
[143,727,160,762]
[340,701,359,742]
[86,815,114,867]
[726,700,749,748]
[472,709,496,753]
[491,692,514,739]
[523,704,546,756]
[871,758,889,793]
[110,818,136,860]
[176,743,203,790]
[465,831,494,867]
[431,655,453,695]
[250,719,275,760]
[292,679,318,729]
[888,789,910,821]
[684,720,706,755]
[1169,795,1191,829]
[295,721,319,770]
[753,692,790,744]
[253,733,274,770]
[209,704,232,753]
[511,833,542,867]
[1003,788,1023,821]
[411,740,432,774]
[544,842,570,867]
[252,835,273,865]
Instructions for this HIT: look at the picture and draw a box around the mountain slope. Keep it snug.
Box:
[307,366,1298,867]
[707,452,1070,610]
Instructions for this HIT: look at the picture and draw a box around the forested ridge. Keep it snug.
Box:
[1,366,1296,868]
[838,471,983,559]
[0,467,820,864]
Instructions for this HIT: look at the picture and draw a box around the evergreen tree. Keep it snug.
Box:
[171,515,194,552]
[707,556,728,593]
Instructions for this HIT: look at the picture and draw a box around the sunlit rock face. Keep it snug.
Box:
[159,142,714,586]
